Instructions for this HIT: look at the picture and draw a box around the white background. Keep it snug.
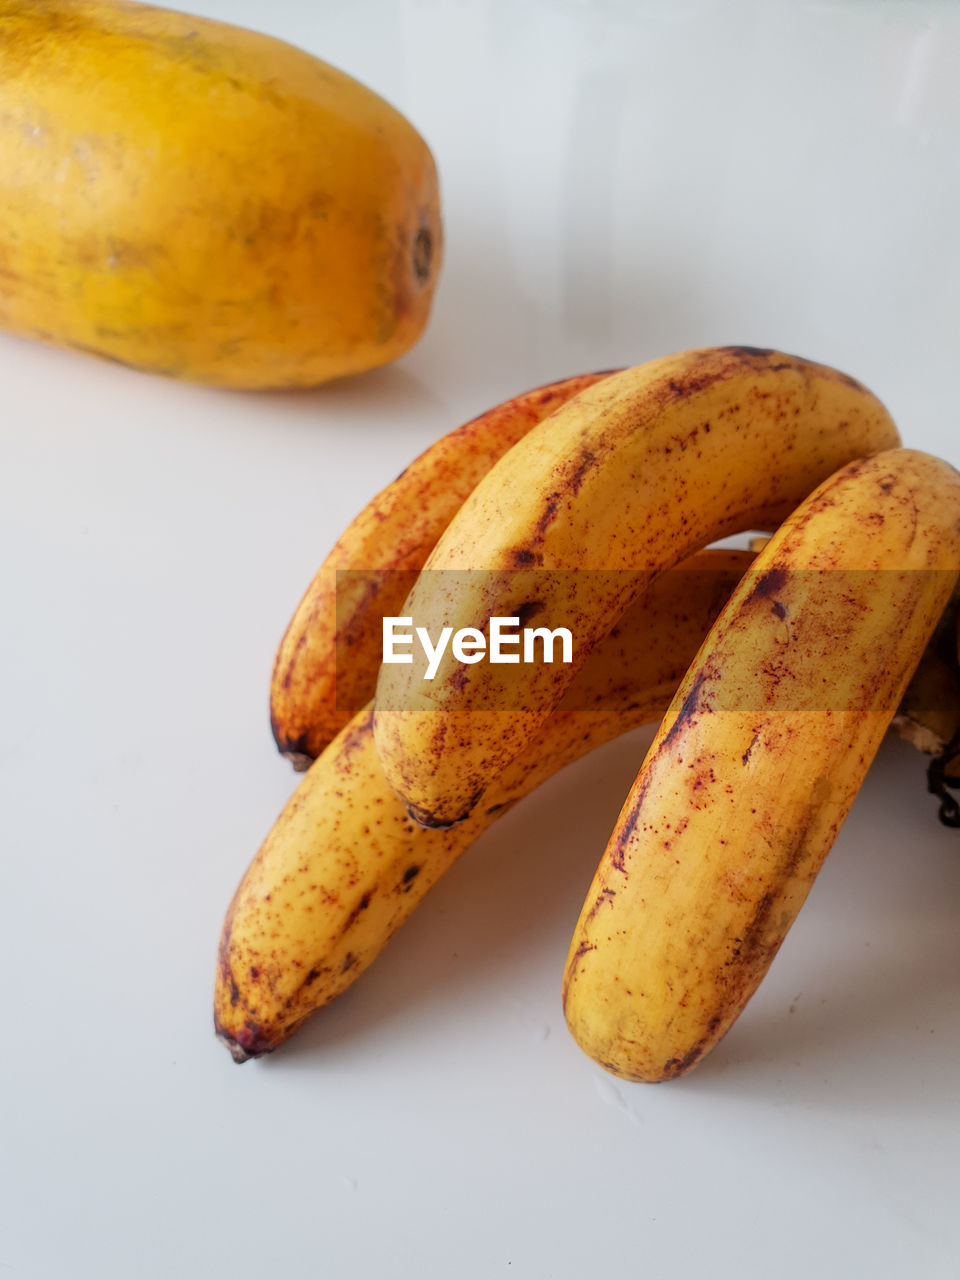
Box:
[3,1,960,1276]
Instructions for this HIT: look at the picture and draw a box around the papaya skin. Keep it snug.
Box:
[0,0,442,387]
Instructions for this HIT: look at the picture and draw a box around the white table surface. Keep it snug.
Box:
[3,1,960,1276]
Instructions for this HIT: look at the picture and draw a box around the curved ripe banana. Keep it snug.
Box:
[562,448,960,1083]
[271,371,616,767]
[374,346,901,828]
[217,550,752,1061]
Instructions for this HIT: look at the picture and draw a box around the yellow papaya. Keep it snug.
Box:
[0,0,442,387]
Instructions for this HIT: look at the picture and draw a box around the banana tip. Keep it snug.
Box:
[404,786,484,830]
[404,800,464,830]
[215,1015,282,1063]
[282,750,315,773]
[216,1028,257,1064]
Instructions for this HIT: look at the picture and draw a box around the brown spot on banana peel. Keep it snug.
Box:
[660,1015,724,1081]
[339,892,372,933]
[567,668,715,1007]
[515,601,546,627]
[745,566,788,604]
[337,707,376,766]
[510,547,543,568]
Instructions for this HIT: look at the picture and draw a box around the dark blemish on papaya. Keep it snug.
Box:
[68,342,143,372]
[723,345,775,360]
[742,730,760,765]
[340,952,358,974]
[228,973,240,1007]
[771,601,787,620]
[402,864,420,884]
[304,967,321,986]
[413,226,433,283]
[485,802,505,814]
[249,966,260,981]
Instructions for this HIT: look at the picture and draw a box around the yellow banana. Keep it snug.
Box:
[373,346,901,828]
[217,549,752,1061]
[272,371,616,767]
[562,448,960,1083]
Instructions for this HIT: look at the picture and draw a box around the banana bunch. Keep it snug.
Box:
[216,346,960,1079]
